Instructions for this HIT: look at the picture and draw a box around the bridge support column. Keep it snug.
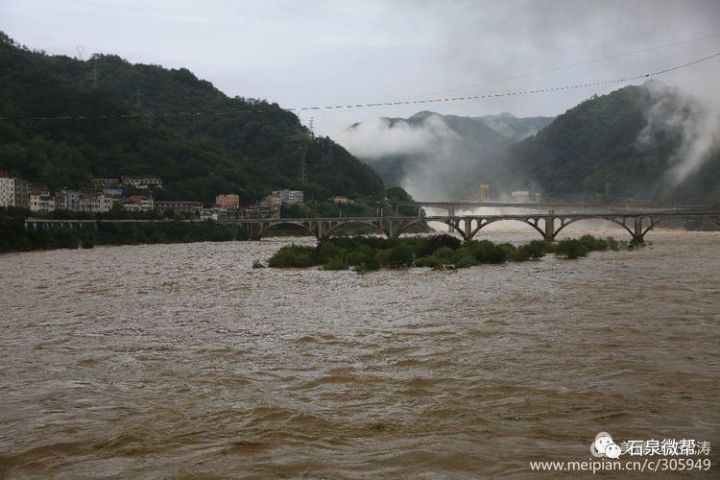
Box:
[313,221,330,241]
[462,218,474,242]
[632,217,645,244]
[384,219,400,238]
[246,223,263,241]
[543,217,556,241]
[448,206,455,233]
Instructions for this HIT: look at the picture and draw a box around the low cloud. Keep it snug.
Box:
[336,113,505,200]
[335,115,460,159]
[638,81,720,186]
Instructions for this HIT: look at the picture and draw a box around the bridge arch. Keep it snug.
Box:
[476,217,546,239]
[395,219,432,236]
[552,217,631,239]
[324,220,384,238]
[256,221,316,240]
[551,216,661,240]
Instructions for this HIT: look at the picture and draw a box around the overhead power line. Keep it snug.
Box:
[394,31,720,103]
[1,50,719,123]
[285,51,720,112]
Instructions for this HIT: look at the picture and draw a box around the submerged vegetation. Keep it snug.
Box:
[265,235,631,273]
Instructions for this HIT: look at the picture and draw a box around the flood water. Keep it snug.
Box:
[1,225,719,479]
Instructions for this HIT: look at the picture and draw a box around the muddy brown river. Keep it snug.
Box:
[1,226,718,478]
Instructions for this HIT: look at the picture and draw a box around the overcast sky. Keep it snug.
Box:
[2,0,719,137]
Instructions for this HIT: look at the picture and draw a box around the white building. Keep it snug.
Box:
[0,176,16,207]
[29,187,55,214]
[55,190,81,211]
[121,176,163,189]
[155,200,203,215]
[0,174,30,208]
[93,177,119,188]
[200,209,218,221]
[124,195,154,212]
[78,193,114,213]
[271,189,304,205]
[511,191,532,203]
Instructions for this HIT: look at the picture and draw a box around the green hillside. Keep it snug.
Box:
[0,32,384,204]
[502,83,720,203]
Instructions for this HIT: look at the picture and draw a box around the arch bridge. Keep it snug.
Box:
[227,210,720,242]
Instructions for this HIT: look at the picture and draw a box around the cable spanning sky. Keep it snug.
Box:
[2,0,720,137]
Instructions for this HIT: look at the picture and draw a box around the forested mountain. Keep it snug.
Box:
[0,32,384,204]
[347,84,720,204]
[502,82,720,203]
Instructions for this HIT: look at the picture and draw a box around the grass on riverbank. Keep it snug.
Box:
[264,235,630,272]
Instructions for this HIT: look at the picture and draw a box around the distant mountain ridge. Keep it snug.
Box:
[474,113,554,141]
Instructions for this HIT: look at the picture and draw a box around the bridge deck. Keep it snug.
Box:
[24,210,720,225]
[398,201,709,211]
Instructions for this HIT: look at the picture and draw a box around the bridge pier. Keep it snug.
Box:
[543,217,556,241]
[246,223,265,241]
[383,219,400,238]
[312,221,334,241]
[632,217,647,244]
[461,218,475,242]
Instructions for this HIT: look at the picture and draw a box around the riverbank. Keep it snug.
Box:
[262,234,632,273]
[0,218,246,253]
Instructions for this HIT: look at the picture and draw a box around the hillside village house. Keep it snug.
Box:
[93,177,120,188]
[121,176,163,189]
[79,194,114,213]
[124,195,154,212]
[215,194,240,211]
[272,189,304,205]
[54,190,81,211]
[0,171,30,208]
[29,186,55,214]
[155,200,203,215]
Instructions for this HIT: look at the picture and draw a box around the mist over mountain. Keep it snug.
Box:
[337,111,522,200]
[476,113,554,141]
[503,81,720,203]
[340,83,720,204]
[0,32,384,204]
